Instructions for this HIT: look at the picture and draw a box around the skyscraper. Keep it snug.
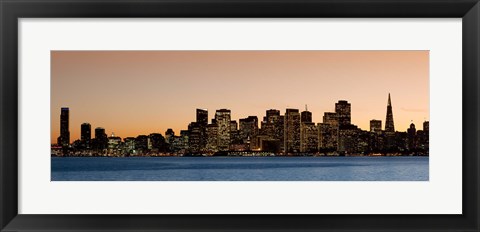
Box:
[196,109,208,150]
[335,100,351,126]
[300,122,318,153]
[80,123,91,148]
[301,106,312,123]
[206,123,219,152]
[239,116,259,149]
[196,109,208,126]
[94,127,108,150]
[215,109,231,151]
[385,93,395,133]
[59,107,70,147]
[284,108,301,154]
[407,122,416,151]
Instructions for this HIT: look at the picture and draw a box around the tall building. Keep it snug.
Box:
[230,120,240,145]
[317,112,339,153]
[196,109,208,150]
[385,93,395,133]
[300,122,318,152]
[94,127,108,150]
[239,116,259,148]
[59,107,70,147]
[188,122,202,153]
[301,106,312,123]
[196,109,208,126]
[423,121,429,151]
[370,120,382,133]
[215,109,231,151]
[335,100,351,126]
[323,112,339,127]
[206,123,219,152]
[261,109,284,152]
[407,122,416,151]
[80,123,91,148]
[284,109,301,154]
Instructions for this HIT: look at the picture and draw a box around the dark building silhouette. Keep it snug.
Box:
[260,109,284,152]
[94,127,108,150]
[59,107,70,147]
[196,109,208,126]
[423,121,429,152]
[215,109,231,151]
[80,123,91,149]
[206,123,219,152]
[385,93,395,133]
[335,101,351,126]
[301,106,312,123]
[196,109,208,150]
[239,116,259,149]
[135,135,149,152]
[407,122,416,151]
[149,133,167,152]
[370,120,382,133]
[188,122,202,153]
[284,109,301,153]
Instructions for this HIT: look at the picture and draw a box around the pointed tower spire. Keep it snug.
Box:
[305,104,308,111]
[385,93,395,133]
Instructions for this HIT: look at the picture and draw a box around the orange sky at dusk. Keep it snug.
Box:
[51,51,429,143]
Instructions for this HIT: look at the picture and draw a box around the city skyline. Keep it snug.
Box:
[51,50,429,144]
[52,93,430,157]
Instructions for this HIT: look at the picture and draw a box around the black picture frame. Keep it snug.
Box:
[1,0,479,231]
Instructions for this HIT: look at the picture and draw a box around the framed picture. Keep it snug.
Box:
[1,0,479,231]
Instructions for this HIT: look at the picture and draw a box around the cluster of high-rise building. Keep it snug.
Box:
[52,94,429,157]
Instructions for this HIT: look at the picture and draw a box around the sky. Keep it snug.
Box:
[51,50,429,143]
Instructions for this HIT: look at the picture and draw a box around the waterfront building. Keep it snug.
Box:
[423,121,429,151]
[188,122,202,153]
[370,120,382,133]
[300,122,318,153]
[335,100,351,126]
[318,123,338,153]
[134,135,149,153]
[385,93,395,133]
[230,120,240,144]
[284,109,301,154]
[123,137,136,155]
[59,107,70,147]
[215,109,231,151]
[94,127,108,150]
[407,122,416,151]
[206,123,219,152]
[108,133,122,153]
[338,124,359,154]
[384,93,396,150]
[239,116,259,149]
[165,128,175,144]
[196,109,208,150]
[80,123,91,149]
[149,133,167,152]
[180,130,189,152]
[260,109,284,152]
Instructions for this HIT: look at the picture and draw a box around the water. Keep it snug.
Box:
[51,156,428,181]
